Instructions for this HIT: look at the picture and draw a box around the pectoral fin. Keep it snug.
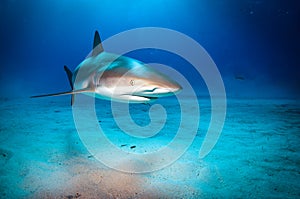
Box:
[30,88,91,98]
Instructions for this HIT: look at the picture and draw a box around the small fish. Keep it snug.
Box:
[235,75,245,80]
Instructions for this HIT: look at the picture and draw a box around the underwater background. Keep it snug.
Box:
[1,0,299,99]
[0,0,299,198]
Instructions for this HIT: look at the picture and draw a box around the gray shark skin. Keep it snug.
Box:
[31,31,182,104]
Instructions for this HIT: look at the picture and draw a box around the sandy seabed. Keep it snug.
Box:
[0,96,299,198]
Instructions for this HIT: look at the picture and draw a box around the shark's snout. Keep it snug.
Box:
[134,82,182,98]
[159,80,182,94]
[154,84,182,95]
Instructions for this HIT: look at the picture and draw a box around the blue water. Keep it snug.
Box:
[1,0,299,99]
[0,0,299,198]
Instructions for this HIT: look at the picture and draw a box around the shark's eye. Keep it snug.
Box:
[130,79,135,86]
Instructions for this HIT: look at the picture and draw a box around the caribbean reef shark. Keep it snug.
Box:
[31,31,182,104]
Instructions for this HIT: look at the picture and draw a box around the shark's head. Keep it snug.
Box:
[125,72,182,102]
[96,57,182,103]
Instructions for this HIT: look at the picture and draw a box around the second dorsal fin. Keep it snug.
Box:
[92,30,104,56]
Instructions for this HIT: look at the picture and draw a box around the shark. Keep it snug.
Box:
[31,31,182,104]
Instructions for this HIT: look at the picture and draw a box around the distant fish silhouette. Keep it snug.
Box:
[234,75,245,80]
[31,31,182,105]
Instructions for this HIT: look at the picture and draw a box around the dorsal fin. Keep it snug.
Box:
[92,30,104,56]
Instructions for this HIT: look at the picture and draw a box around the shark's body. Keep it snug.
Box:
[31,31,181,104]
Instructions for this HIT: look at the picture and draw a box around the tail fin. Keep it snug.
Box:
[64,65,73,89]
[30,66,89,106]
[64,65,75,105]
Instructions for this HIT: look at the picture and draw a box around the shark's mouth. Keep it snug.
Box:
[133,94,158,100]
[118,94,158,102]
